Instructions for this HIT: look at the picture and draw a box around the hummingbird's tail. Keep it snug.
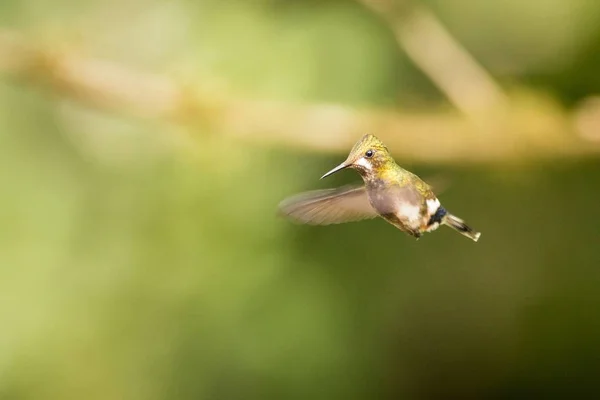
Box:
[442,213,481,242]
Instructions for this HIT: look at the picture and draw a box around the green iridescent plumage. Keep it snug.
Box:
[279,134,481,241]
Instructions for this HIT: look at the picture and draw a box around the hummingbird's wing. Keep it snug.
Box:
[278,184,378,225]
[421,173,451,195]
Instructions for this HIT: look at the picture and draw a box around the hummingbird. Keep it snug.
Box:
[278,134,481,241]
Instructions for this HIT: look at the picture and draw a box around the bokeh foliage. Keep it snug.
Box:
[1,0,600,399]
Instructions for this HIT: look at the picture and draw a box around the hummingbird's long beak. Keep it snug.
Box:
[320,161,350,179]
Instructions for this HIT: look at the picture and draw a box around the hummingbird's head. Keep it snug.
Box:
[321,134,392,180]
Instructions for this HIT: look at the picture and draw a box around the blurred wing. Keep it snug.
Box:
[278,184,378,225]
[421,173,451,195]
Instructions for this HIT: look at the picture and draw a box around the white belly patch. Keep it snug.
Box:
[425,198,442,232]
[426,198,440,216]
[395,198,441,232]
[397,203,422,229]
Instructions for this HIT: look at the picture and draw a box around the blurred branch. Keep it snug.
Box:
[0,30,599,164]
[0,31,184,119]
[359,0,509,123]
[574,96,600,144]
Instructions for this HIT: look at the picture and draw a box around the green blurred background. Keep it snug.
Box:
[1,0,600,399]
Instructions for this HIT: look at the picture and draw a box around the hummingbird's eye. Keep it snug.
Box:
[365,149,374,158]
